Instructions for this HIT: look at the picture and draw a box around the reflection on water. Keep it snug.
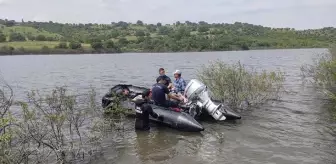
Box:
[134,129,181,163]
[0,49,335,164]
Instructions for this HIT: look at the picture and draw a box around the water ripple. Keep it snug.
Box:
[0,49,334,164]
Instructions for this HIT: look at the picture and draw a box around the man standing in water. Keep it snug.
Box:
[134,89,163,131]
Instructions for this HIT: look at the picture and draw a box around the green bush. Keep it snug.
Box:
[91,41,103,50]
[197,25,209,33]
[35,34,47,41]
[0,32,6,42]
[56,42,68,49]
[9,32,26,42]
[0,77,15,163]
[301,46,336,119]
[135,30,145,37]
[0,46,15,54]
[41,45,50,53]
[69,41,82,49]
[104,40,115,48]
[0,78,127,163]
[118,37,129,46]
[197,60,285,108]
[301,46,336,99]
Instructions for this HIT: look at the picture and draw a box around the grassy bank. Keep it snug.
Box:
[0,41,91,50]
[0,41,121,55]
[0,41,331,56]
[0,19,335,55]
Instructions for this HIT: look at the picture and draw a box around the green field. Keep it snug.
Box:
[0,25,62,40]
[0,41,91,50]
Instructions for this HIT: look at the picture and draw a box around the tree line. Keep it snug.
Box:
[0,18,335,54]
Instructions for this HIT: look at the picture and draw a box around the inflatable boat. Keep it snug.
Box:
[101,79,241,132]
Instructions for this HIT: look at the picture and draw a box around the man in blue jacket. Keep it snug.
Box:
[172,70,187,94]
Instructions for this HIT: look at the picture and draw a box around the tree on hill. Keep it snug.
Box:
[158,26,172,35]
[9,33,26,41]
[104,40,115,48]
[0,19,5,24]
[136,36,145,43]
[198,25,209,33]
[135,30,145,37]
[91,41,103,50]
[118,37,129,46]
[27,35,36,41]
[0,32,6,42]
[35,35,47,41]
[4,20,15,27]
[136,20,144,26]
[198,21,208,25]
[115,21,128,29]
[69,42,81,49]
[172,27,191,40]
[146,24,157,33]
[110,31,120,38]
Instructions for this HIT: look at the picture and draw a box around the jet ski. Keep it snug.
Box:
[101,79,241,132]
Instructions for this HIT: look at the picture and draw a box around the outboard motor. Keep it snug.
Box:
[184,79,226,121]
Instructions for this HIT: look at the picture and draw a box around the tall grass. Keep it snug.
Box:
[197,60,285,109]
[301,46,336,119]
[301,47,336,94]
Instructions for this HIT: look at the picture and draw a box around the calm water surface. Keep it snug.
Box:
[0,49,335,164]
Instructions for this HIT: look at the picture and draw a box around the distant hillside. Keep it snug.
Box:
[0,19,335,55]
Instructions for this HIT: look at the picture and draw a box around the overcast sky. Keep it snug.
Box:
[0,0,335,29]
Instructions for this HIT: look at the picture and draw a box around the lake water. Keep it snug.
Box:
[0,49,335,164]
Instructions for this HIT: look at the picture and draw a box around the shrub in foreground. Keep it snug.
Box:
[0,79,125,163]
[301,46,336,118]
[301,47,336,92]
[0,77,16,164]
[197,60,285,109]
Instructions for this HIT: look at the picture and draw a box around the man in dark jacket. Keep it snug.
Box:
[134,89,163,131]
[152,76,183,108]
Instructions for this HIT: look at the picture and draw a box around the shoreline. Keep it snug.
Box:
[0,47,329,56]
